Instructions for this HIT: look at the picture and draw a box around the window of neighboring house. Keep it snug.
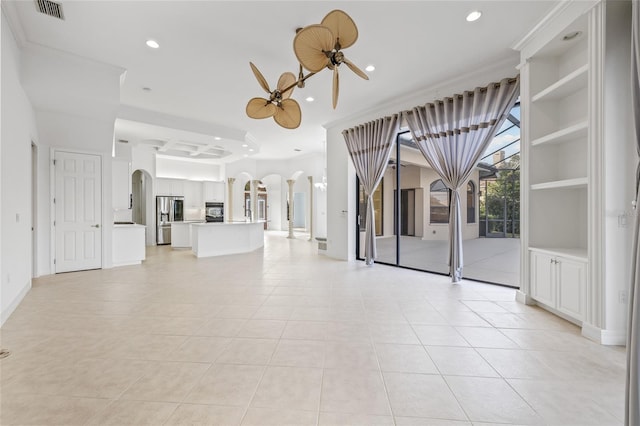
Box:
[430,179,449,224]
[467,181,476,223]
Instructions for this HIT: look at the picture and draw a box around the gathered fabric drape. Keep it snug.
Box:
[626,2,640,425]
[343,115,400,265]
[403,76,520,282]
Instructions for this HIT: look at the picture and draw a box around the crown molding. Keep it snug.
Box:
[322,56,518,131]
[511,0,573,52]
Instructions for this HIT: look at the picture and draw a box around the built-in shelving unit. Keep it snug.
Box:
[531,121,589,147]
[517,0,635,345]
[531,64,589,102]
[530,177,588,191]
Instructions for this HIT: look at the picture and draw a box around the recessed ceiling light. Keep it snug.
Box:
[243,154,248,157]
[365,65,375,72]
[466,11,482,22]
[305,96,315,102]
[214,136,221,140]
[241,144,248,148]
[146,39,160,49]
[249,148,254,152]
[563,31,582,41]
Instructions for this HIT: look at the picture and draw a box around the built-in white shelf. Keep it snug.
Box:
[532,64,589,102]
[531,121,589,147]
[529,246,588,262]
[531,177,588,190]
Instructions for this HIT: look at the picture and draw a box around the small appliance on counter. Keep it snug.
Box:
[156,196,184,245]
[205,202,224,222]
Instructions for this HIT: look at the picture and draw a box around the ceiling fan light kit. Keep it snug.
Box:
[246,10,368,129]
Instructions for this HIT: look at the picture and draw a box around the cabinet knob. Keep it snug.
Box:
[91,224,100,228]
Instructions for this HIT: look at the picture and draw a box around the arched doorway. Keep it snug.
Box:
[132,169,153,244]
[244,180,268,229]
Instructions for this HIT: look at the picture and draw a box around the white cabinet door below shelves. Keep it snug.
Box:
[531,251,556,307]
[530,250,587,323]
[557,258,586,321]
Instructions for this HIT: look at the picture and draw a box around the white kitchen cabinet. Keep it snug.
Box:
[112,224,146,266]
[171,179,184,196]
[112,159,131,210]
[530,249,587,323]
[156,178,186,196]
[184,181,203,208]
[203,181,225,202]
[156,178,172,196]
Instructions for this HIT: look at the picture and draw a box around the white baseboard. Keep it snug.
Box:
[582,322,627,346]
[112,260,142,268]
[516,290,536,305]
[1,280,31,327]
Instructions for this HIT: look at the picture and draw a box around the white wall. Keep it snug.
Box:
[1,11,39,324]
[35,110,117,270]
[1,16,125,324]
[156,156,221,181]
[325,59,519,261]
[603,0,635,336]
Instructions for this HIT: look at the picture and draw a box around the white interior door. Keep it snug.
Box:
[55,151,102,273]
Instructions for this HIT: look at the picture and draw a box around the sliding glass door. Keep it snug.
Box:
[355,103,521,287]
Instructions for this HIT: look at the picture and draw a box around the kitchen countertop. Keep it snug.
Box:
[113,223,146,228]
[192,221,265,226]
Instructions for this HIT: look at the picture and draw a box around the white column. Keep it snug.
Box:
[227,177,235,223]
[308,176,313,242]
[287,179,295,239]
[251,180,259,222]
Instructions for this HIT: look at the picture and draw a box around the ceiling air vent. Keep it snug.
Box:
[35,0,65,20]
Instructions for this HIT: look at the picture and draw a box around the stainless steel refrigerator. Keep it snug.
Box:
[156,196,184,245]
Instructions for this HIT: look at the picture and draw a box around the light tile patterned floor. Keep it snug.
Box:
[0,231,625,425]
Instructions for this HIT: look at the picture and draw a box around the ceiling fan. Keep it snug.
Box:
[294,9,369,109]
[245,10,368,129]
[245,62,301,129]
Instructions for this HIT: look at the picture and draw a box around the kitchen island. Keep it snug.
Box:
[191,221,264,258]
[171,221,205,248]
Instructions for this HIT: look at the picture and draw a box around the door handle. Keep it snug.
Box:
[91,224,100,228]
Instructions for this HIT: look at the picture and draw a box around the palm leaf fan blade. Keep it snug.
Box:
[274,99,301,129]
[332,67,339,109]
[343,58,369,80]
[278,72,297,99]
[246,98,277,119]
[293,25,335,72]
[249,62,271,94]
[321,10,358,49]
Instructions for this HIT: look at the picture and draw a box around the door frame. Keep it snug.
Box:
[31,142,38,278]
[50,148,106,273]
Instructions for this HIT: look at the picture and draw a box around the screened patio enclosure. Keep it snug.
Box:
[356,103,521,287]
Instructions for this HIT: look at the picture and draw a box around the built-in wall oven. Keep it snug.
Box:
[205,202,224,222]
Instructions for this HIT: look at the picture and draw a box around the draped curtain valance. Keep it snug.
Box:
[342,115,400,265]
[402,76,520,282]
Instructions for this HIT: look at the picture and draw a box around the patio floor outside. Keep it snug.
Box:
[374,236,520,287]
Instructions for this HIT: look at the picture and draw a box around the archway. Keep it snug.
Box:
[131,169,153,244]
[233,172,253,222]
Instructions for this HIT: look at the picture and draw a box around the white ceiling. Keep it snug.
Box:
[5,0,556,161]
